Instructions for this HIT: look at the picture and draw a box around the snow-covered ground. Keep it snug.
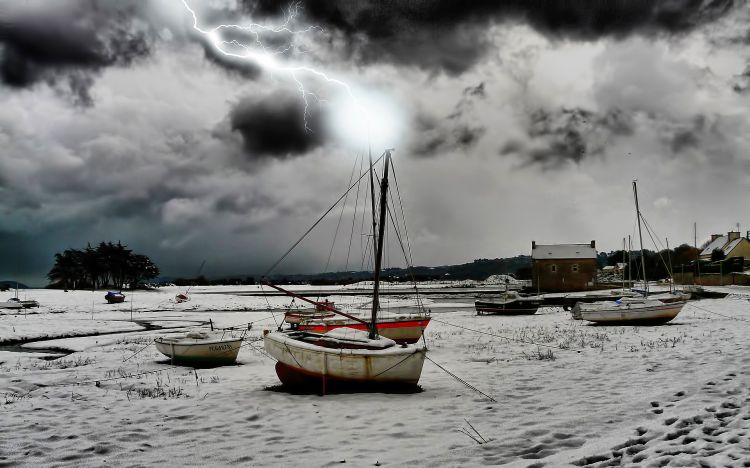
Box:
[2,285,750,466]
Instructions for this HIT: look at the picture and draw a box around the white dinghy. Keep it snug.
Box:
[154,330,243,366]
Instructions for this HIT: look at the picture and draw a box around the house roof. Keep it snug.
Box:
[700,236,728,256]
[724,238,743,254]
[532,244,597,260]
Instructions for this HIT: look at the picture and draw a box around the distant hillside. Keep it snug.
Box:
[266,256,532,285]
[0,280,29,290]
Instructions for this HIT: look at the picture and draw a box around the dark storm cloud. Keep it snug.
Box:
[0,1,153,105]
[504,107,634,168]
[410,82,486,156]
[228,91,326,157]
[243,0,734,75]
[732,66,750,94]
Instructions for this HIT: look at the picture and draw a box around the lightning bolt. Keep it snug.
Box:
[180,0,366,135]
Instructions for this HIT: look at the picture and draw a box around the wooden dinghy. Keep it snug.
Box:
[264,327,426,392]
[154,331,243,365]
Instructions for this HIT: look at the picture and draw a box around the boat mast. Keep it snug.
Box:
[369,150,391,339]
[694,222,700,285]
[622,237,626,292]
[666,237,673,293]
[628,235,632,288]
[632,180,648,296]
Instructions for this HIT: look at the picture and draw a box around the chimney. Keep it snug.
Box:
[590,240,595,248]
[728,231,740,242]
[532,241,536,250]
[711,234,721,242]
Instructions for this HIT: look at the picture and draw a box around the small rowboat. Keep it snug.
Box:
[105,291,125,303]
[285,300,337,326]
[154,331,243,366]
[475,292,543,316]
[175,293,189,303]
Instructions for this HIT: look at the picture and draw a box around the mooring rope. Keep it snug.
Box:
[429,318,582,352]
[688,302,750,323]
[425,355,497,403]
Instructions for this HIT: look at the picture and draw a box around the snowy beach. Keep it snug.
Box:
[2,285,750,467]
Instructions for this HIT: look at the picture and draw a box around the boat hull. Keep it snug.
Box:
[296,317,430,344]
[574,301,685,325]
[264,331,426,392]
[154,337,242,365]
[0,301,23,310]
[474,301,540,316]
[105,292,125,304]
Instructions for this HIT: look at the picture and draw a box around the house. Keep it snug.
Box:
[699,231,750,262]
[531,241,598,292]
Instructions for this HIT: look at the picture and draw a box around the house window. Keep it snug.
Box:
[550,264,557,273]
[571,264,580,273]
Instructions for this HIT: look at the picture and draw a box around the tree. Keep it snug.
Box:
[710,248,726,262]
[47,242,159,290]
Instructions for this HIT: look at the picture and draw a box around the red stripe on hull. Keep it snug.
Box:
[297,318,430,344]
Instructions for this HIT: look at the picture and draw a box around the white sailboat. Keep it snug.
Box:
[263,150,427,392]
[573,180,686,325]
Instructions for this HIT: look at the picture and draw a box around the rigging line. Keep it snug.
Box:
[345,152,365,271]
[640,214,674,277]
[260,282,280,328]
[385,188,425,309]
[429,318,582,352]
[425,355,497,403]
[323,152,360,277]
[688,302,750,323]
[262,152,385,278]
[388,160,425,310]
[371,349,424,378]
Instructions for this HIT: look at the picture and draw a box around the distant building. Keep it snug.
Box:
[699,231,750,262]
[531,241,598,292]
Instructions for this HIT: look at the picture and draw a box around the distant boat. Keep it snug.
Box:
[105,291,126,303]
[263,150,427,392]
[175,293,190,303]
[572,180,685,325]
[475,292,543,315]
[0,300,23,310]
[7,297,39,308]
[154,331,243,365]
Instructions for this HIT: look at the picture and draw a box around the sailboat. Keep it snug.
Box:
[263,150,427,392]
[572,180,686,325]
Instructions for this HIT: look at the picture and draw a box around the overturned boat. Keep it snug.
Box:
[105,291,125,303]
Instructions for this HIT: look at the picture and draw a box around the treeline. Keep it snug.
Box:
[173,276,256,286]
[47,242,159,290]
[598,243,742,280]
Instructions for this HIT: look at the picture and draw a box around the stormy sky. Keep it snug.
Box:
[1,0,750,285]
